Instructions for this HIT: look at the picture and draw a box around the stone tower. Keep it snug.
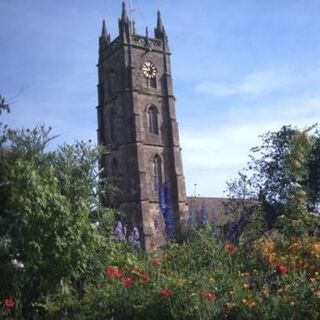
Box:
[97,2,188,249]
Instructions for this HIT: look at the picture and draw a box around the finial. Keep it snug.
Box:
[119,1,131,41]
[100,19,110,43]
[101,19,107,38]
[156,10,163,31]
[145,26,149,46]
[155,10,165,39]
[121,1,128,21]
[132,21,136,34]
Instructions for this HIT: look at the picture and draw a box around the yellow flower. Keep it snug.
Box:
[288,241,302,250]
[226,302,236,310]
[175,278,186,286]
[262,286,269,297]
[243,283,250,289]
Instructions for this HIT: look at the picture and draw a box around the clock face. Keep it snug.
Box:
[142,61,157,79]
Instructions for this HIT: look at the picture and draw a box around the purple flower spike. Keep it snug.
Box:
[128,227,141,250]
[114,221,126,241]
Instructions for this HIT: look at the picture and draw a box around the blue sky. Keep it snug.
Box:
[1,0,320,197]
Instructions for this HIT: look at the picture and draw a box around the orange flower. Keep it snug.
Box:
[260,239,276,263]
[160,288,171,297]
[310,243,320,254]
[224,242,236,255]
[150,258,160,267]
[242,298,256,307]
[288,241,302,250]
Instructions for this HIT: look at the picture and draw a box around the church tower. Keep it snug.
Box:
[97,2,188,249]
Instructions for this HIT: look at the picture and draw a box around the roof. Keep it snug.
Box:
[186,197,259,226]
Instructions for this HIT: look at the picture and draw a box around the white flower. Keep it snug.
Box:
[11,259,25,269]
[291,182,302,188]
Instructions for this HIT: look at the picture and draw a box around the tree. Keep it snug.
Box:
[227,125,320,240]
[0,101,115,318]
[0,95,10,115]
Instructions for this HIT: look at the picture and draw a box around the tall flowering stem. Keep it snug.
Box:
[159,183,175,238]
[128,227,141,250]
[188,207,196,225]
[114,221,126,241]
[198,204,207,227]
[227,215,246,242]
[211,213,218,238]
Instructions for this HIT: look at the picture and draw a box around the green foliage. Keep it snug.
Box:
[1,97,320,319]
[0,120,116,319]
[69,232,320,320]
[0,95,10,115]
[227,125,320,241]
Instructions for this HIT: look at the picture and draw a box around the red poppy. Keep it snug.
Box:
[106,266,115,277]
[113,269,124,279]
[3,298,15,308]
[123,277,133,288]
[107,266,124,279]
[206,292,218,301]
[160,288,171,297]
[150,258,160,267]
[142,274,150,282]
[224,242,236,256]
[276,264,288,274]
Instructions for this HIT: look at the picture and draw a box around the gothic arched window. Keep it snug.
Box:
[150,77,157,88]
[152,155,162,192]
[148,105,159,134]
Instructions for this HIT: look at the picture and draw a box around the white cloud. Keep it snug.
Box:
[181,124,267,197]
[195,68,295,96]
[228,94,320,125]
[180,93,320,197]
